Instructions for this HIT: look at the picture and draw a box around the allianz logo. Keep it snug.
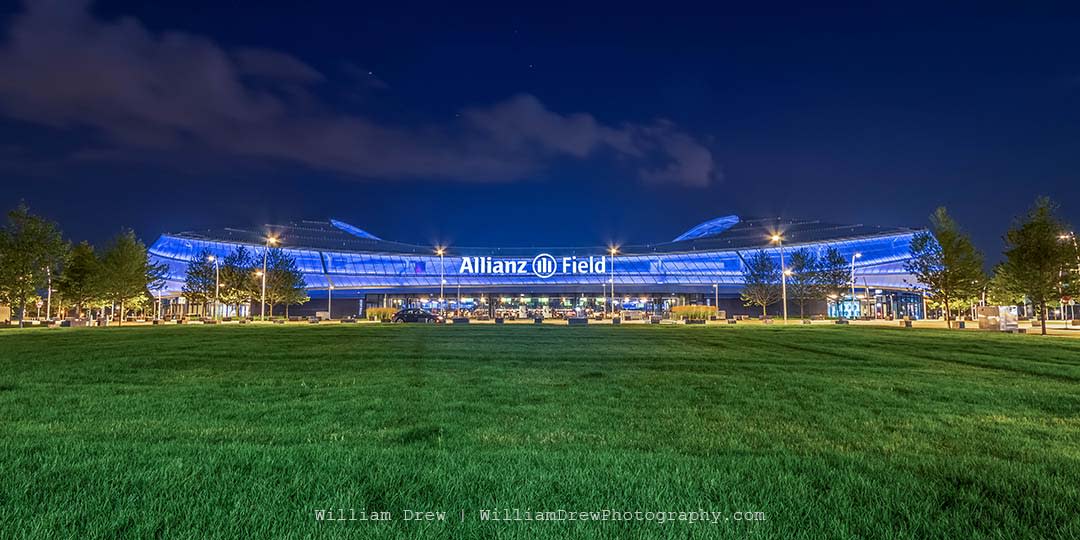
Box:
[458,254,607,279]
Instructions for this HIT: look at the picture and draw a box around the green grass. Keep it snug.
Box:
[1,325,1078,539]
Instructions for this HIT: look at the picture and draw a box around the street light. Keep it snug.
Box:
[208,255,220,320]
[435,246,446,314]
[609,246,619,317]
[328,284,333,320]
[770,234,788,323]
[713,283,719,314]
[45,267,52,321]
[851,252,862,318]
[261,236,278,321]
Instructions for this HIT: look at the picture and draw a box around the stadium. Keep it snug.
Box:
[147,215,927,319]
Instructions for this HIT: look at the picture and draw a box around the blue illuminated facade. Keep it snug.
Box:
[148,216,926,318]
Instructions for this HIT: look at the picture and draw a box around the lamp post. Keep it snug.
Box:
[850,252,862,318]
[713,283,719,314]
[46,267,52,321]
[609,246,618,317]
[770,234,788,323]
[328,284,333,320]
[208,255,220,320]
[261,236,278,321]
[435,246,446,314]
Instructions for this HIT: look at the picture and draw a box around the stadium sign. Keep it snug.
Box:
[458,254,607,279]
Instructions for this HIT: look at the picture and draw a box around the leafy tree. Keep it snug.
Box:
[0,204,69,327]
[183,249,217,317]
[904,207,986,329]
[786,248,819,319]
[817,247,850,316]
[996,197,1076,335]
[55,241,102,318]
[740,250,781,318]
[99,230,166,325]
[264,248,308,317]
[220,246,258,317]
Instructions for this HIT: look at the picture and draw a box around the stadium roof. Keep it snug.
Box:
[164,215,919,257]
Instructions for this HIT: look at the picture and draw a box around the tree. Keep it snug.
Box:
[183,249,217,317]
[740,250,781,318]
[99,230,166,325]
[220,246,258,317]
[817,247,850,316]
[786,248,819,319]
[0,204,69,327]
[264,248,308,317]
[55,241,102,318]
[996,197,1076,335]
[904,207,986,329]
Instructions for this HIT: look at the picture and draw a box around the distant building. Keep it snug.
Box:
[148,215,926,319]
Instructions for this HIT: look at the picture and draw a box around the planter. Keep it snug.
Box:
[568,317,588,326]
[684,319,706,325]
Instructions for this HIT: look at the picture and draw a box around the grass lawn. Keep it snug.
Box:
[1,325,1078,539]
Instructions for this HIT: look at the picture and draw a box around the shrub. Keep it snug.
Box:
[671,305,714,320]
[366,307,397,322]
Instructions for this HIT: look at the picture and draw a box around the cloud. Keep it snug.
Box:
[0,0,717,186]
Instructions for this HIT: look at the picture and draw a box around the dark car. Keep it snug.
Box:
[392,308,443,323]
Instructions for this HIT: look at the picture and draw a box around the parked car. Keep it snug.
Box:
[392,308,443,323]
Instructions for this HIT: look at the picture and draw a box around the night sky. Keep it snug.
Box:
[0,1,1077,260]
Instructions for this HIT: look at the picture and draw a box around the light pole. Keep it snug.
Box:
[609,246,618,317]
[770,234,788,323]
[46,267,52,321]
[713,283,719,314]
[208,255,220,320]
[261,235,278,321]
[328,284,333,320]
[435,246,446,314]
[850,252,862,318]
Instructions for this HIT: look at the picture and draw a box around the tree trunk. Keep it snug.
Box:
[119,300,124,326]
[1041,300,1047,335]
[286,304,290,318]
[761,304,767,318]
[18,293,26,328]
[943,297,951,329]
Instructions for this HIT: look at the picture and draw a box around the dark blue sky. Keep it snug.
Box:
[0,1,1077,259]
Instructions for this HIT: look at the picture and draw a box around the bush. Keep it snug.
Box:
[671,305,714,320]
[366,307,397,322]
